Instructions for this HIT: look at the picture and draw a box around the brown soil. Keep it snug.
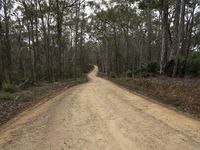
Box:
[0,78,88,125]
[105,76,200,119]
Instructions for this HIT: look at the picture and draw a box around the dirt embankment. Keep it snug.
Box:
[103,76,200,119]
[0,78,88,125]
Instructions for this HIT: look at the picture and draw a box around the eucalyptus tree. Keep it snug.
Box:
[0,1,3,87]
[160,0,169,74]
[1,0,14,82]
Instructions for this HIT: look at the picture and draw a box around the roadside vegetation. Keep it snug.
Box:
[0,76,90,125]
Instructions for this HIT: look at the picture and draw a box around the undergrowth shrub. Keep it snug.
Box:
[83,64,94,73]
[2,82,17,93]
[64,67,83,79]
[186,52,200,76]
[142,61,159,74]
[134,61,159,77]
[126,70,133,78]
[0,92,15,101]
[109,72,117,78]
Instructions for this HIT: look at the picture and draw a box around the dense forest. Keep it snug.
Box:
[89,0,200,78]
[0,0,200,87]
[0,0,95,87]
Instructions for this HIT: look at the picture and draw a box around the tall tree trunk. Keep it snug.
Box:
[56,0,63,78]
[172,0,186,77]
[185,2,196,57]
[38,0,51,81]
[74,1,80,68]
[147,0,152,61]
[47,0,53,79]
[3,0,12,82]
[160,0,169,74]
[123,0,130,72]
[169,0,181,61]
[34,0,39,80]
[157,10,162,61]
[0,18,3,87]
[167,0,181,76]
[27,22,34,79]
[30,18,37,81]
[23,1,37,81]
[80,11,85,71]
[113,26,119,74]
[17,19,24,78]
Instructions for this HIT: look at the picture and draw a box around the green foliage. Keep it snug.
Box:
[64,67,83,79]
[141,61,159,74]
[0,92,15,101]
[126,70,133,78]
[2,82,17,93]
[133,69,141,76]
[83,64,94,73]
[186,52,200,76]
[64,64,93,79]
[109,72,117,78]
[132,61,159,77]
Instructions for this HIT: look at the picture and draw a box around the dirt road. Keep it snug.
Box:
[0,66,200,150]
